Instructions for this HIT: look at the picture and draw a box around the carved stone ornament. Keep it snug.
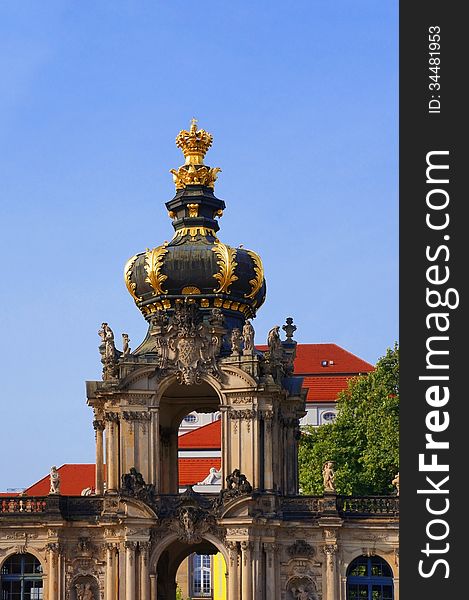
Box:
[150,302,225,385]
[287,578,317,600]
[121,468,155,504]
[215,469,252,506]
[49,466,60,495]
[288,540,316,558]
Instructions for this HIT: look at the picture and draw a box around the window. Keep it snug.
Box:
[190,553,212,598]
[347,556,394,600]
[184,414,198,423]
[1,553,43,599]
[322,412,336,423]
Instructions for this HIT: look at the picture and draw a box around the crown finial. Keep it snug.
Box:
[170,120,221,190]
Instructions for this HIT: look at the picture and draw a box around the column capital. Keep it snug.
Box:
[93,419,105,431]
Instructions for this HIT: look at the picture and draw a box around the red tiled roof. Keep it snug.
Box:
[25,464,100,496]
[303,375,357,402]
[179,458,221,486]
[179,420,221,449]
[257,343,373,375]
[23,461,220,494]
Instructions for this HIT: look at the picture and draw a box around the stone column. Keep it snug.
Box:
[94,419,105,494]
[149,574,157,600]
[125,542,136,600]
[106,415,119,492]
[139,542,150,600]
[263,413,274,490]
[264,543,278,600]
[323,545,338,600]
[106,544,117,600]
[149,408,159,489]
[47,543,59,600]
[240,541,253,600]
[227,542,239,600]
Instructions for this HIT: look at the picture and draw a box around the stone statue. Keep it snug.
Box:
[198,467,222,485]
[242,320,255,353]
[49,466,60,495]
[75,582,93,600]
[98,322,118,380]
[322,461,336,492]
[122,333,130,357]
[267,325,282,358]
[230,328,242,355]
[392,472,399,496]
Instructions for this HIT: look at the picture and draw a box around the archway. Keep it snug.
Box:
[153,536,227,600]
[158,379,222,494]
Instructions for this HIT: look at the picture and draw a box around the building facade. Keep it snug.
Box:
[0,121,398,600]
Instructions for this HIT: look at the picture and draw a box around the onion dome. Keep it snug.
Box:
[124,120,266,332]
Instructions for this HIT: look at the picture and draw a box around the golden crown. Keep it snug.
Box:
[175,118,213,165]
[170,119,221,189]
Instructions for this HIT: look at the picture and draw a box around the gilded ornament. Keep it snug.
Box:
[176,118,213,165]
[212,241,238,294]
[170,165,221,189]
[124,254,141,303]
[244,249,264,299]
[182,286,201,295]
[186,203,199,218]
[144,244,169,295]
[172,227,217,240]
[201,298,210,308]
[170,119,221,189]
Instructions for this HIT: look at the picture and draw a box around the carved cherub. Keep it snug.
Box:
[392,472,399,496]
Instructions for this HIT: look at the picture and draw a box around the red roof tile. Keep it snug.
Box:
[178,420,221,449]
[257,343,373,375]
[179,458,221,486]
[23,461,220,494]
[25,464,100,496]
[303,375,357,402]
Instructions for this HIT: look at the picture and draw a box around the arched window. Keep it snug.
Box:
[184,413,198,423]
[190,553,212,597]
[321,411,336,423]
[1,553,43,599]
[347,555,393,600]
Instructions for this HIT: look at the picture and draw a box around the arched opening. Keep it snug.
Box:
[159,380,221,494]
[0,553,44,599]
[346,555,394,600]
[154,537,227,600]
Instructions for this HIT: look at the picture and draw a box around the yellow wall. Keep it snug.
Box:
[212,552,227,600]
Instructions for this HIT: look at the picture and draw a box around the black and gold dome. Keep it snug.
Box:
[124,120,266,331]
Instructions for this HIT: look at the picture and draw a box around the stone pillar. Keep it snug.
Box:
[149,574,157,600]
[106,544,117,600]
[240,542,253,600]
[149,408,159,489]
[94,419,105,494]
[323,545,338,600]
[264,543,278,600]
[139,542,150,600]
[227,542,239,600]
[47,543,59,600]
[106,415,119,492]
[125,542,136,600]
[263,413,274,490]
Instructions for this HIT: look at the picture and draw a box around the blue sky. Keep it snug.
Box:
[0,1,398,490]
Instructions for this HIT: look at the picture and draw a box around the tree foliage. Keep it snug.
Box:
[298,344,399,495]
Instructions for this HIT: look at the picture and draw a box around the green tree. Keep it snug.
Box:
[298,344,399,496]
